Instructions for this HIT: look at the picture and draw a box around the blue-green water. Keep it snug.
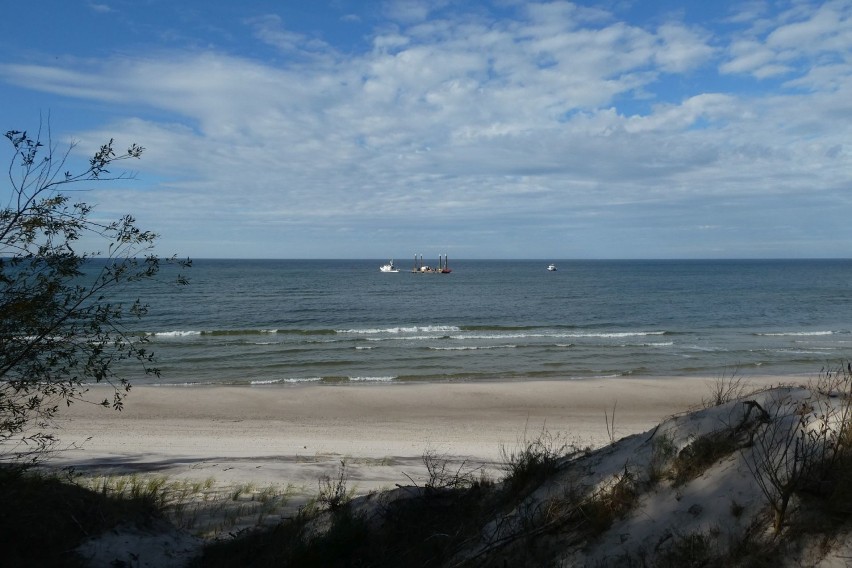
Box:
[112,259,852,385]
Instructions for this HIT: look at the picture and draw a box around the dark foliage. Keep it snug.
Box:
[0,466,161,568]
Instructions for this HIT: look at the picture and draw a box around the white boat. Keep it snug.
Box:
[547,263,557,271]
[380,259,399,273]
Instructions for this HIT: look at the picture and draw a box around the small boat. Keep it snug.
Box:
[380,260,399,273]
[547,263,557,271]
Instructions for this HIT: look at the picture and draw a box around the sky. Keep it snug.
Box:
[1,0,851,259]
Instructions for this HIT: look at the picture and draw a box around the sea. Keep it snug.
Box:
[107,259,852,387]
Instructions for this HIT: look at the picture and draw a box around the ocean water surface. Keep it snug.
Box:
[109,259,852,386]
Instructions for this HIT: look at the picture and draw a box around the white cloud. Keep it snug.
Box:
[88,3,113,14]
[623,93,736,133]
[720,39,784,76]
[766,1,852,51]
[721,0,852,83]
[2,1,852,258]
[654,23,715,73]
[384,0,448,24]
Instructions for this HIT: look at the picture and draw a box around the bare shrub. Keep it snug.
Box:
[744,370,852,533]
[605,401,617,443]
[810,363,852,396]
[745,396,813,533]
[500,425,574,495]
[703,367,750,408]
[318,460,353,511]
[420,447,489,491]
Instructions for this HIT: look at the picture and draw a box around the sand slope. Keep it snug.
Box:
[46,374,852,567]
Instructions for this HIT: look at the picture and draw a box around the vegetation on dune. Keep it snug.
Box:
[5,365,851,567]
[194,365,852,567]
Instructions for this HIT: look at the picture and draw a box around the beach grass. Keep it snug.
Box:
[78,473,301,539]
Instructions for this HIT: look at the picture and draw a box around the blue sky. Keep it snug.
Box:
[1,1,851,259]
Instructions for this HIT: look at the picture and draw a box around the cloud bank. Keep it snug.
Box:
[1,0,851,258]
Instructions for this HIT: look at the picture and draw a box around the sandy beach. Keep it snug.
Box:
[45,375,795,496]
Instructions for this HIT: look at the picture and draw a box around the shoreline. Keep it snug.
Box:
[45,375,800,493]
[115,369,812,388]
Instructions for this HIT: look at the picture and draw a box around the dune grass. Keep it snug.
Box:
[77,472,300,539]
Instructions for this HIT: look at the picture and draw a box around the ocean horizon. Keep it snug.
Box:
[100,258,852,387]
